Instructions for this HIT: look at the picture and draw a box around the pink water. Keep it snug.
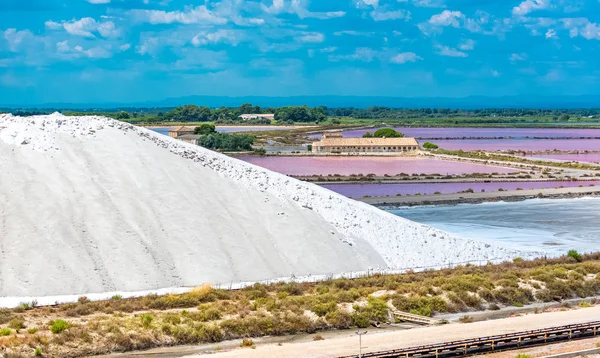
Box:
[237,156,519,176]
[529,153,600,163]
[322,181,600,198]
[432,139,600,152]
[333,127,600,139]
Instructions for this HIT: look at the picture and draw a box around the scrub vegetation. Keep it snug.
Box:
[1,253,600,357]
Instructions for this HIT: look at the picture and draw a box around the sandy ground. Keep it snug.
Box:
[0,113,523,300]
[185,306,600,358]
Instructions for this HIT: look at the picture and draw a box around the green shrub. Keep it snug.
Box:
[35,348,43,356]
[325,309,352,328]
[111,295,122,300]
[8,317,25,331]
[423,142,438,149]
[140,314,153,328]
[50,320,69,334]
[351,312,370,328]
[240,338,254,348]
[0,328,11,336]
[27,328,38,334]
[568,250,583,262]
[311,302,337,317]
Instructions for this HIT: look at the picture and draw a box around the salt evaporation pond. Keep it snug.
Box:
[237,156,519,176]
[432,139,600,152]
[389,198,600,254]
[323,181,599,198]
[529,153,600,163]
[314,127,600,139]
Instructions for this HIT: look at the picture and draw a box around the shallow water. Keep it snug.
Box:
[237,156,519,176]
[389,198,600,254]
[150,126,298,136]
[335,127,600,139]
[529,153,600,163]
[323,181,599,198]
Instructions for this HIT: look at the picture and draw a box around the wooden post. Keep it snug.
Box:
[518,337,521,347]
[491,341,494,352]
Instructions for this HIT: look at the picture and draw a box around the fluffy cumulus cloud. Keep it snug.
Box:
[390,52,422,64]
[87,0,111,4]
[512,0,551,16]
[191,30,240,46]
[56,40,112,59]
[435,45,467,57]
[46,18,120,38]
[3,28,36,52]
[128,6,227,25]
[262,0,345,19]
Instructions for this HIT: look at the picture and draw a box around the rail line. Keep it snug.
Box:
[340,321,600,358]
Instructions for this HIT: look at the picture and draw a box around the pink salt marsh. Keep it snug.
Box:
[432,139,600,151]
[336,127,600,139]
[322,181,600,198]
[237,156,519,176]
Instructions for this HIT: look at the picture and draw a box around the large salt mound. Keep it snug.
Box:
[0,113,523,298]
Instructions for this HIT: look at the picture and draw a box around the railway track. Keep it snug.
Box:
[340,321,600,358]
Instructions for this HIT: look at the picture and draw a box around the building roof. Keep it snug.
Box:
[169,126,196,133]
[313,137,419,147]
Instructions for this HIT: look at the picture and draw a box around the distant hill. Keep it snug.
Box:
[3,95,600,110]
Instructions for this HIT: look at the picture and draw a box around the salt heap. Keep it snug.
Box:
[0,113,523,298]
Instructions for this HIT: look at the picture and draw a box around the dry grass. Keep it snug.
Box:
[1,254,600,357]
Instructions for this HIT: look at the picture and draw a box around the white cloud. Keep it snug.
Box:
[333,30,375,36]
[390,52,422,64]
[512,0,551,16]
[320,46,337,52]
[356,0,379,8]
[56,40,112,59]
[562,18,600,40]
[128,6,227,25]
[412,0,445,8]
[192,30,239,46]
[262,0,345,19]
[329,48,377,62]
[429,10,464,27]
[435,45,468,57]
[3,29,36,52]
[119,43,131,51]
[509,53,527,62]
[370,9,411,21]
[63,17,98,37]
[87,0,111,3]
[458,39,475,50]
[298,32,325,43]
[46,18,120,38]
[491,70,501,77]
[545,28,558,39]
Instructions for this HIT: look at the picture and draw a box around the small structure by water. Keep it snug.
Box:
[312,132,419,153]
[168,126,195,138]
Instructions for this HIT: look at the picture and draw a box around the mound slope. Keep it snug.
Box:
[0,114,521,298]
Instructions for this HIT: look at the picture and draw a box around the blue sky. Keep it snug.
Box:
[1,0,599,105]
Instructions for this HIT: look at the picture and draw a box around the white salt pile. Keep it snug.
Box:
[0,113,525,299]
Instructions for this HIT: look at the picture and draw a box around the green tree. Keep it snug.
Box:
[195,124,217,135]
[373,128,404,138]
[423,142,438,149]
[362,132,373,138]
[166,105,211,122]
[115,111,130,120]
